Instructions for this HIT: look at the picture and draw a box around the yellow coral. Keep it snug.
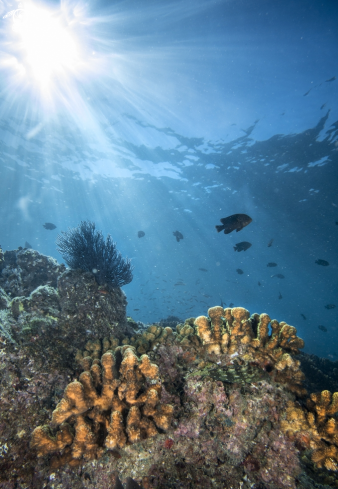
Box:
[31,347,173,466]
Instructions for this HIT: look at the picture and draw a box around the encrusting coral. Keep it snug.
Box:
[31,347,174,467]
[281,390,338,471]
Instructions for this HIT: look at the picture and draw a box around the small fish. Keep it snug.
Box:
[43,222,56,230]
[315,259,329,266]
[229,302,234,307]
[325,304,336,310]
[303,89,312,97]
[267,239,273,247]
[267,262,277,267]
[173,231,184,242]
[236,269,244,275]
[234,241,252,252]
[325,76,336,82]
[301,314,307,320]
[220,297,225,308]
[318,325,327,332]
[138,231,145,238]
[24,241,32,249]
[199,268,208,272]
[272,274,285,279]
[215,213,252,234]
[278,291,283,299]
[134,308,140,311]
[258,281,261,286]
[320,103,326,110]
[174,282,186,286]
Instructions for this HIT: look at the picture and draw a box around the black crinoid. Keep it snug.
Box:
[56,220,133,288]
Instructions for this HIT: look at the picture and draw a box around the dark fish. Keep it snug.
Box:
[326,76,336,82]
[236,269,244,275]
[272,274,285,279]
[199,268,208,272]
[173,231,184,242]
[267,262,277,267]
[133,309,140,311]
[318,325,327,332]
[325,304,336,310]
[278,291,282,299]
[43,222,56,230]
[229,302,234,307]
[24,241,32,249]
[303,89,312,96]
[234,241,252,252]
[267,239,273,247]
[220,297,225,308]
[258,281,261,286]
[301,314,307,320]
[320,103,326,109]
[315,259,329,266]
[215,213,252,234]
[137,231,145,238]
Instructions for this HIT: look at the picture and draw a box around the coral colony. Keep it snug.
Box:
[1,246,338,488]
[56,221,133,288]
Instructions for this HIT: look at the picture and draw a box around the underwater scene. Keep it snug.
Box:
[0,0,338,487]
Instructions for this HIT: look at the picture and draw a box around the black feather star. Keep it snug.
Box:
[56,220,133,288]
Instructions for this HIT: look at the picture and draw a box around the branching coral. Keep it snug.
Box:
[281,390,338,471]
[31,347,173,466]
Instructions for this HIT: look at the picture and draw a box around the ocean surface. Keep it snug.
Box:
[0,0,337,359]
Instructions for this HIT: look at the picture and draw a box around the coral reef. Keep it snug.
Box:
[31,347,174,467]
[282,390,338,472]
[0,248,65,297]
[56,220,133,287]
[1,254,336,489]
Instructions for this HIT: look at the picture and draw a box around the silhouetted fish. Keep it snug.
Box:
[318,325,327,332]
[234,241,252,252]
[278,291,282,299]
[325,304,336,310]
[267,262,277,267]
[301,314,306,320]
[320,103,326,110]
[134,309,140,311]
[272,274,285,279]
[137,231,145,238]
[173,231,183,242]
[215,214,252,234]
[326,76,336,82]
[24,241,32,249]
[268,239,273,247]
[43,222,56,230]
[229,302,234,307]
[236,269,244,275]
[199,268,208,272]
[258,281,261,286]
[315,259,329,266]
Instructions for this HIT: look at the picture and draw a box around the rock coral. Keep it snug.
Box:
[56,220,133,287]
[31,347,174,466]
[0,248,65,297]
[281,390,338,471]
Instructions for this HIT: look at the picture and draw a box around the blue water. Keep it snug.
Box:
[0,0,337,358]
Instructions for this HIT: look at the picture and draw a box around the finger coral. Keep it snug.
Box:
[31,347,173,466]
[282,390,338,471]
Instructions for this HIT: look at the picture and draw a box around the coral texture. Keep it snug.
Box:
[31,347,174,467]
[282,390,338,471]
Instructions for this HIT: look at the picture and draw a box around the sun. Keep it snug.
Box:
[11,3,80,86]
